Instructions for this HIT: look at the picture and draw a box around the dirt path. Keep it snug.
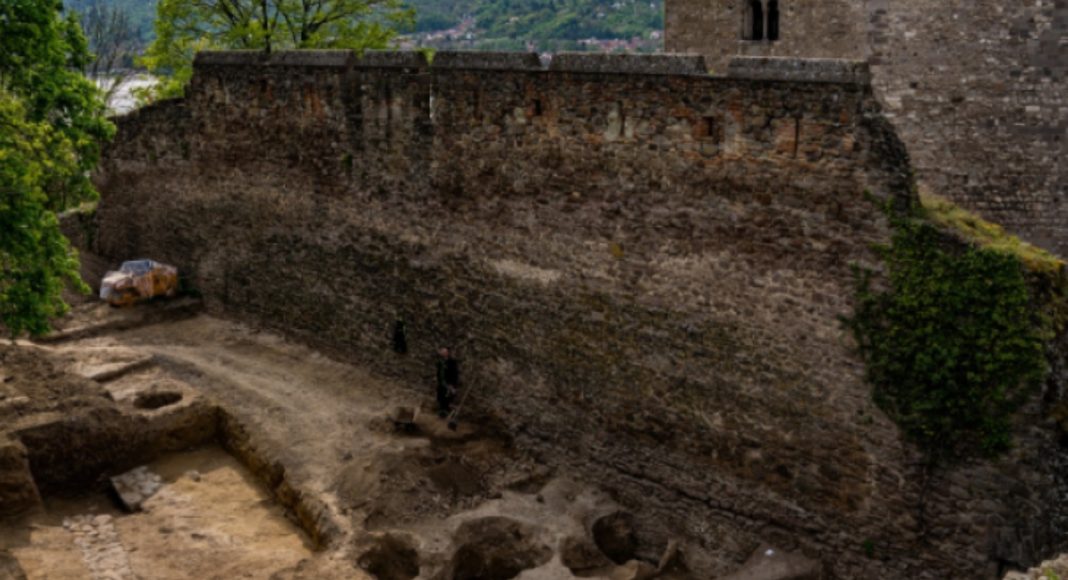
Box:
[44,314,430,550]
[123,316,415,489]
[3,303,689,580]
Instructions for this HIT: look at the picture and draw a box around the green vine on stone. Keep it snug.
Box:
[845,203,1049,463]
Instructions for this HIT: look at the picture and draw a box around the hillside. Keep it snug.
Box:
[64,0,663,54]
[406,0,663,52]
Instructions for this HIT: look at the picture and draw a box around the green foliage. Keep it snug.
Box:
[920,190,1064,276]
[70,0,665,60]
[0,0,114,210]
[77,2,143,73]
[138,0,414,102]
[862,539,875,558]
[416,46,436,63]
[0,0,106,337]
[66,0,157,44]
[407,0,663,51]
[0,93,90,338]
[846,206,1049,462]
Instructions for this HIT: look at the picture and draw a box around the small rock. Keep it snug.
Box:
[185,470,202,482]
[110,466,162,511]
[718,543,822,580]
[561,536,611,573]
[656,539,687,574]
[608,560,657,580]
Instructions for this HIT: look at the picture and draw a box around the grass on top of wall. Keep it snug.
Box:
[918,190,1065,276]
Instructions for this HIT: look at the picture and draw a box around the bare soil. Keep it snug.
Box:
[0,447,318,580]
[0,301,699,579]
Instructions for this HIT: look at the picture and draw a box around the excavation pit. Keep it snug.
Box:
[3,310,706,579]
[358,533,421,580]
[445,517,553,580]
[133,390,183,410]
[0,447,315,580]
[592,511,638,565]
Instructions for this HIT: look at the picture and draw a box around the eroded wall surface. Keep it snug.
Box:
[91,51,1067,578]
[666,0,1068,255]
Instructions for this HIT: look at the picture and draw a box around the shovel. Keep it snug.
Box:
[445,380,476,431]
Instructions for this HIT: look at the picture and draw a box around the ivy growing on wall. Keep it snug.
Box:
[846,203,1050,462]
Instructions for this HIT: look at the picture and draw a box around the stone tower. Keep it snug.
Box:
[665,0,867,73]
[666,0,1068,256]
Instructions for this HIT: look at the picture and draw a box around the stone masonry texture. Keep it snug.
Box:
[666,0,1068,256]
[89,51,1068,578]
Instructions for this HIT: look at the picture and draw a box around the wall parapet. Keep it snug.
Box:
[432,51,542,71]
[194,50,356,68]
[549,52,708,75]
[727,56,872,84]
[188,49,883,85]
[357,50,429,69]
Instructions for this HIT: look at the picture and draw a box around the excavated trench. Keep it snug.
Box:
[34,407,336,545]
[132,390,183,410]
[358,533,421,580]
[0,443,320,580]
[3,391,663,580]
[0,383,339,579]
[444,517,553,580]
[0,306,710,579]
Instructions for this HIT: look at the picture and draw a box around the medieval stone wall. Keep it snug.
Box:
[89,51,1067,578]
[665,0,1068,256]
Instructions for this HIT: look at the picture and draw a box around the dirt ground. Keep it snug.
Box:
[0,301,698,580]
[0,448,316,580]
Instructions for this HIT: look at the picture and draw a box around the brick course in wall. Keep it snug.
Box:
[89,51,1068,579]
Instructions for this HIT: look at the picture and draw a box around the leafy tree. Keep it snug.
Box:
[140,0,415,100]
[79,1,141,108]
[0,0,114,211]
[0,0,110,337]
[406,0,663,51]
[0,93,90,338]
[66,0,158,43]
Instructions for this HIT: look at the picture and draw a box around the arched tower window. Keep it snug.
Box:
[744,0,764,41]
[767,0,780,41]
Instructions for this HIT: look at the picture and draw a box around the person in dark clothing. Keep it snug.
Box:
[392,320,408,354]
[435,347,460,418]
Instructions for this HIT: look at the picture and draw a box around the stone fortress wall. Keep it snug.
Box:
[89,50,1068,578]
[666,0,1068,255]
